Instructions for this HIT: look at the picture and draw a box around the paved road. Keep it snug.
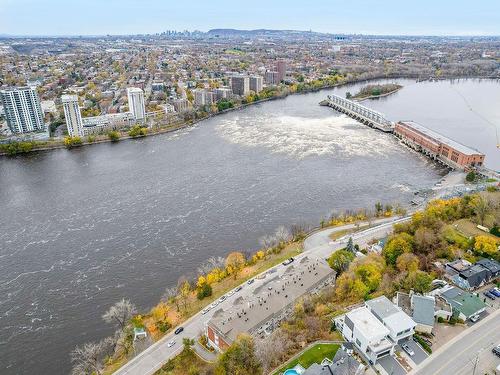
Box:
[410,309,500,375]
[114,217,407,375]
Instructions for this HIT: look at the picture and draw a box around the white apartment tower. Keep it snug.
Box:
[127,87,146,122]
[0,86,45,134]
[61,94,84,137]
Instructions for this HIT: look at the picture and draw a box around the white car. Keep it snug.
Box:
[201,308,210,315]
[227,290,235,296]
[218,295,227,303]
[402,343,414,356]
[167,340,175,348]
[470,315,480,323]
[210,301,219,308]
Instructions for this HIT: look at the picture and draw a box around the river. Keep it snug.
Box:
[0,78,498,375]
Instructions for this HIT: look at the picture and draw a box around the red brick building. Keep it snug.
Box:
[394,121,485,170]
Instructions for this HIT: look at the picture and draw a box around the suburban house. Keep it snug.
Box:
[445,258,500,290]
[395,292,452,334]
[301,343,365,375]
[334,296,416,364]
[205,256,335,352]
[430,285,487,321]
[365,296,417,343]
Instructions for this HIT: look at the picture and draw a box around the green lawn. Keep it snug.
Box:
[273,343,340,375]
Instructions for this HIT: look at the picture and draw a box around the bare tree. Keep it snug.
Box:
[70,337,114,375]
[275,226,292,243]
[162,286,179,311]
[259,234,278,249]
[102,299,137,331]
[196,256,225,276]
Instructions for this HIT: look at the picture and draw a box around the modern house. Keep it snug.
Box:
[334,296,416,364]
[205,257,335,352]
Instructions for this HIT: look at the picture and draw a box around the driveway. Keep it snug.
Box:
[399,338,428,365]
[378,355,407,375]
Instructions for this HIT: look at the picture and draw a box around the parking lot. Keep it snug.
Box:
[398,338,429,365]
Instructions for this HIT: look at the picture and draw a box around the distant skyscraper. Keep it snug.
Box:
[275,60,287,82]
[127,87,146,122]
[61,94,84,137]
[230,75,250,96]
[249,76,263,93]
[0,86,45,134]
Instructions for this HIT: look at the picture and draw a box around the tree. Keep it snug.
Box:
[177,278,192,311]
[107,131,120,142]
[162,286,180,311]
[275,226,292,244]
[64,136,83,149]
[383,232,414,264]
[225,252,246,279]
[182,337,195,350]
[396,253,420,273]
[465,171,476,182]
[128,125,148,138]
[375,202,383,216]
[404,271,433,293]
[473,235,498,257]
[471,195,490,226]
[327,249,355,274]
[414,227,439,254]
[102,299,137,331]
[346,237,355,253]
[215,334,262,375]
[197,282,212,300]
[70,337,114,375]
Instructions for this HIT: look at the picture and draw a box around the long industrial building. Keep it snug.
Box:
[394,121,485,170]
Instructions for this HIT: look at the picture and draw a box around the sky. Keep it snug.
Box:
[1,0,500,37]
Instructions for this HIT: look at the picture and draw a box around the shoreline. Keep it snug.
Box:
[2,74,494,157]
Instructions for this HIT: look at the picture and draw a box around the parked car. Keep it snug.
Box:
[282,257,295,266]
[402,343,415,356]
[247,279,254,285]
[470,315,481,323]
[218,295,226,303]
[227,290,235,296]
[174,327,184,335]
[235,286,242,292]
[492,345,500,357]
[167,340,176,348]
[484,291,496,300]
[490,288,500,298]
[201,308,210,315]
[210,301,219,308]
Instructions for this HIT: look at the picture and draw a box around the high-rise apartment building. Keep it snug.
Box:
[265,71,280,85]
[276,60,287,82]
[230,75,250,96]
[214,87,232,100]
[249,76,263,93]
[0,86,45,134]
[193,89,214,107]
[61,94,84,137]
[127,87,146,122]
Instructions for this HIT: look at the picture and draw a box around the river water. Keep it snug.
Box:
[0,78,498,374]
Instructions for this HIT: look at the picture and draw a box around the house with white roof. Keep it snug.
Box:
[365,296,417,343]
[334,296,417,364]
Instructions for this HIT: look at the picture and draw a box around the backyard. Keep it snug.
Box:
[272,343,340,375]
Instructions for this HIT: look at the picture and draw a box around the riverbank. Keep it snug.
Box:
[0,74,466,157]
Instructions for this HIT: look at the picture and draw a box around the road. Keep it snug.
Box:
[410,309,500,375]
[114,216,407,375]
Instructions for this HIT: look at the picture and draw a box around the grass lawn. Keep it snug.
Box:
[453,219,498,240]
[273,343,340,375]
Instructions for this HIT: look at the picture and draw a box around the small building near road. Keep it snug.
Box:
[436,285,487,321]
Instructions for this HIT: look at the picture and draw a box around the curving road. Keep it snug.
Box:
[114,216,408,375]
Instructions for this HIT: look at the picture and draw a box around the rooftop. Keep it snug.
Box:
[347,306,390,340]
[365,295,400,320]
[411,294,435,327]
[398,121,483,156]
[207,256,334,343]
[440,286,487,317]
[476,258,500,274]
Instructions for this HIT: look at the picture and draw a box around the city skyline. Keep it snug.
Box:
[1,0,500,37]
